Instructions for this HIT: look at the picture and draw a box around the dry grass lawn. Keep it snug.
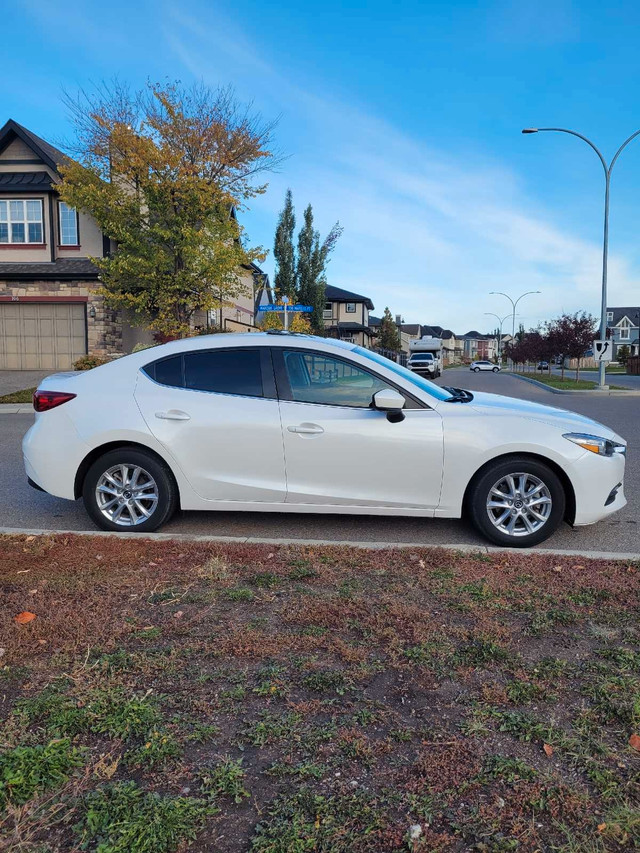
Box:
[0,535,638,852]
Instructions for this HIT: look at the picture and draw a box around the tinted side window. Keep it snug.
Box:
[144,355,183,388]
[184,350,263,397]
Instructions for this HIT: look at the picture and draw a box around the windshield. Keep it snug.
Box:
[352,346,452,401]
[410,353,433,360]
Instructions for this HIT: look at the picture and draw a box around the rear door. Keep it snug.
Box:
[134,347,286,502]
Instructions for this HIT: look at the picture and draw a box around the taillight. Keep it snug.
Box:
[33,390,77,412]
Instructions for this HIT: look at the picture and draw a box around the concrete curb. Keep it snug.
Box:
[1,526,638,561]
[505,372,640,396]
[0,404,33,413]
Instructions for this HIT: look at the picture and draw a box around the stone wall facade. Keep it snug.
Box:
[0,279,122,356]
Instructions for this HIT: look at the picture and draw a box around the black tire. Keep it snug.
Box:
[83,447,178,533]
[492,367,499,372]
[468,456,565,548]
[473,367,480,372]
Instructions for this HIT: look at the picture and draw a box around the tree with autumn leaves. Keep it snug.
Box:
[58,81,280,338]
[504,312,597,380]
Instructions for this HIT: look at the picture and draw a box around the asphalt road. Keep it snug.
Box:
[1,367,638,552]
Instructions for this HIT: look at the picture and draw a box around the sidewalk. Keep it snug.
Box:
[0,403,33,414]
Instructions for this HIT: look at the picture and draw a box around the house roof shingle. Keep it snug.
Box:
[0,259,99,282]
[0,171,54,191]
[607,306,640,326]
[325,285,374,311]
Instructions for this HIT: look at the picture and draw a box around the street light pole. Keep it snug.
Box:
[522,126,640,388]
[484,311,513,363]
[489,291,541,367]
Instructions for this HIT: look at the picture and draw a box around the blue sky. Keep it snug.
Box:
[3,0,640,332]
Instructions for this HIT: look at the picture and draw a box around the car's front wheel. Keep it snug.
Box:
[473,367,480,372]
[492,367,499,372]
[468,457,565,547]
[83,447,178,532]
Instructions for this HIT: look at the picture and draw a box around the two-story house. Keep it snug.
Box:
[0,119,270,369]
[606,307,640,358]
[323,285,375,347]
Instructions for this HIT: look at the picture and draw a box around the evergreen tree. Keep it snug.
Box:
[377,307,402,351]
[274,189,296,299]
[295,204,342,333]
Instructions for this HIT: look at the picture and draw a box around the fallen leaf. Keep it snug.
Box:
[25,536,35,542]
[29,589,38,595]
[597,823,607,832]
[629,733,640,750]
[543,743,553,757]
[572,565,585,570]
[173,610,184,619]
[14,611,36,625]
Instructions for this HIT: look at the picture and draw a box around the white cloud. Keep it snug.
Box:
[164,2,640,332]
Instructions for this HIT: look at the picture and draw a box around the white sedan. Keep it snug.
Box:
[23,333,626,548]
[470,360,501,372]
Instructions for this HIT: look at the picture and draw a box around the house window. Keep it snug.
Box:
[323,303,332,320]
[58,202,79,245]
[0,199,43,244]
[619,320,630,340]
[606,311,614,322]
[345,302,356,313]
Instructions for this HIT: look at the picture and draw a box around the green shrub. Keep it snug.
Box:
[73,354,112,370]
[75,781,211,853]
[0,739,84,806]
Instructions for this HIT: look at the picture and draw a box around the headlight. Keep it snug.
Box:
[563,432,627,457]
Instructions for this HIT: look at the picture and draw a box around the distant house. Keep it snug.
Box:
[0,118,270,369]
[459,331,498,361]
[323,285,375,347]
[606,307,640,358]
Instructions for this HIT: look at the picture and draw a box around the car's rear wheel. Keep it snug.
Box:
[468,456,565,547]
[83,447,178,532]
[473,367,480,372]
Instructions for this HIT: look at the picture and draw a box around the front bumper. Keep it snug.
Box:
[571,448,627,526]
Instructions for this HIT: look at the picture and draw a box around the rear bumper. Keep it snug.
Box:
[22,410,90,501]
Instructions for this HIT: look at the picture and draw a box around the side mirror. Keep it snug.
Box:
[372,389,406,423]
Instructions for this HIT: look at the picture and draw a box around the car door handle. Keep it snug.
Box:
[287,423,324,435]
[155,409,191,421]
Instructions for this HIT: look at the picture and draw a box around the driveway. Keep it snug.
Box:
[0,370,52,396]
[0,367,638,552]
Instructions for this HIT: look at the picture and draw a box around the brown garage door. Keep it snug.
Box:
[0,302,87,370]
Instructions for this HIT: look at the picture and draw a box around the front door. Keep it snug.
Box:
[134,347,286,502]
[275,348,443,508]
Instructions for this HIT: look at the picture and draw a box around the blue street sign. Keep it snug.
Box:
[257,304,313,313]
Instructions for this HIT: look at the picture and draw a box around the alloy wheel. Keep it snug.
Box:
[95,464,159,527]
[486,472,552,537]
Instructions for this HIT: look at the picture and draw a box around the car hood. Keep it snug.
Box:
[465,390,622,439]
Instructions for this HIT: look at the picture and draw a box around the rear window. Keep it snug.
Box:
[143,349,264,398]
[185,350,263,397]
[144,355,183,387]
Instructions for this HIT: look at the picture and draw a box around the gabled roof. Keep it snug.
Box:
[368,315,381,327]
[325,284,374,310]
[0,119,70,173]
[607,307,640,326]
